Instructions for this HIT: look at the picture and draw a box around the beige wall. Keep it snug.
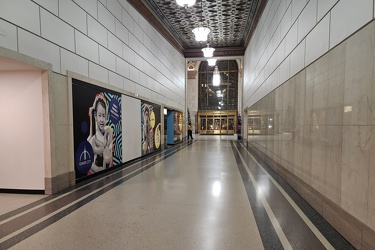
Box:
[186,63,199,133]
[45,72,75,194]
[0,0,186,112]
[47,73,72,177]
[244,0,374,108]
[246,21,375,247]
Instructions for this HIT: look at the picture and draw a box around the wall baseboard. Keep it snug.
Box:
[45,171,75,195]
[0,189,44,194]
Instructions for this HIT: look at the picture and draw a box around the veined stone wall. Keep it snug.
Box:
[247,21,375,249]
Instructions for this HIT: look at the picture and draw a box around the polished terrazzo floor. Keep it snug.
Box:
[0,135,354,249]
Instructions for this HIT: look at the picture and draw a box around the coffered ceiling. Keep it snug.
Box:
[127,0,267,58]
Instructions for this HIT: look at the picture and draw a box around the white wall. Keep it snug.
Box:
[0,71,45,190]
[0,0,186,111]
[243,0,373,108]
[122,95,141,162]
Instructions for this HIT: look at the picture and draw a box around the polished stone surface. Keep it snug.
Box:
[0,137,353,249]
[246,20,375,248]
[0,194,46,216]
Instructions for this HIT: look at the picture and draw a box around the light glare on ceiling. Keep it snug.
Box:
[176,0,196,8]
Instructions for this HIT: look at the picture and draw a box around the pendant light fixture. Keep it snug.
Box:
[202,44,215,57]
[192,26,210,42]
[192,0,210,42]
[207,58,217,66]
[176,0,196,8]
[213,66,220,86]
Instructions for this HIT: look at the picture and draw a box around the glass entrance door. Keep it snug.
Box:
[198,111,237,135]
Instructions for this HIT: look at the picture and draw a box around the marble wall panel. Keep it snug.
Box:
[311,122,327,194]
[265,92,276,157]
[300,64,314,185]
[368,28,375,230]
[344,22,374,126]
[305,65,314,127]
[325,126,342,204]
[293,70,306,179]
[325,44,345,204]
[327,44,345,127]
[280,79,295,172]
[341,126,370,222]
[371,27,375,126]
[274,84,284,165]
[368,125,375,229]
[311,53,329,194]
[246,17,375,244]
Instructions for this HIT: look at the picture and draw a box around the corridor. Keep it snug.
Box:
[0,137,353,250]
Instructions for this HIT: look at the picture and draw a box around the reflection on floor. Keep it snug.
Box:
[0,136,354,249]
[195,134,239,140]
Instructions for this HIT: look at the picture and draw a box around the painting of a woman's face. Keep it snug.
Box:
[95,103,106,133]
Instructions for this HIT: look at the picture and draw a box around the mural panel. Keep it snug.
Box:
[72,79,122,180]
[141,101,161,155]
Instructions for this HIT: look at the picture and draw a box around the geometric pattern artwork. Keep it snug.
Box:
[103,92,122,166]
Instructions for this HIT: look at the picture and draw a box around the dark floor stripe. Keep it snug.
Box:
[243,142,355,250]
[235,142,329,250]
[230,141,284,249]
[0,141,193,249]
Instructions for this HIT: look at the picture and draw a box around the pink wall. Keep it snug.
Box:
[0,70,45,190]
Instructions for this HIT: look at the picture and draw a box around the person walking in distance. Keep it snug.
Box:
[188,123,194,140]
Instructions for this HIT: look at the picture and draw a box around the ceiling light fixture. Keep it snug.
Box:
[176,0,196,8]
[213,66,220,86]
[207,58,217,66]
[202,44,215,57]
[192,26,210,42]
[192,0,210,41]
